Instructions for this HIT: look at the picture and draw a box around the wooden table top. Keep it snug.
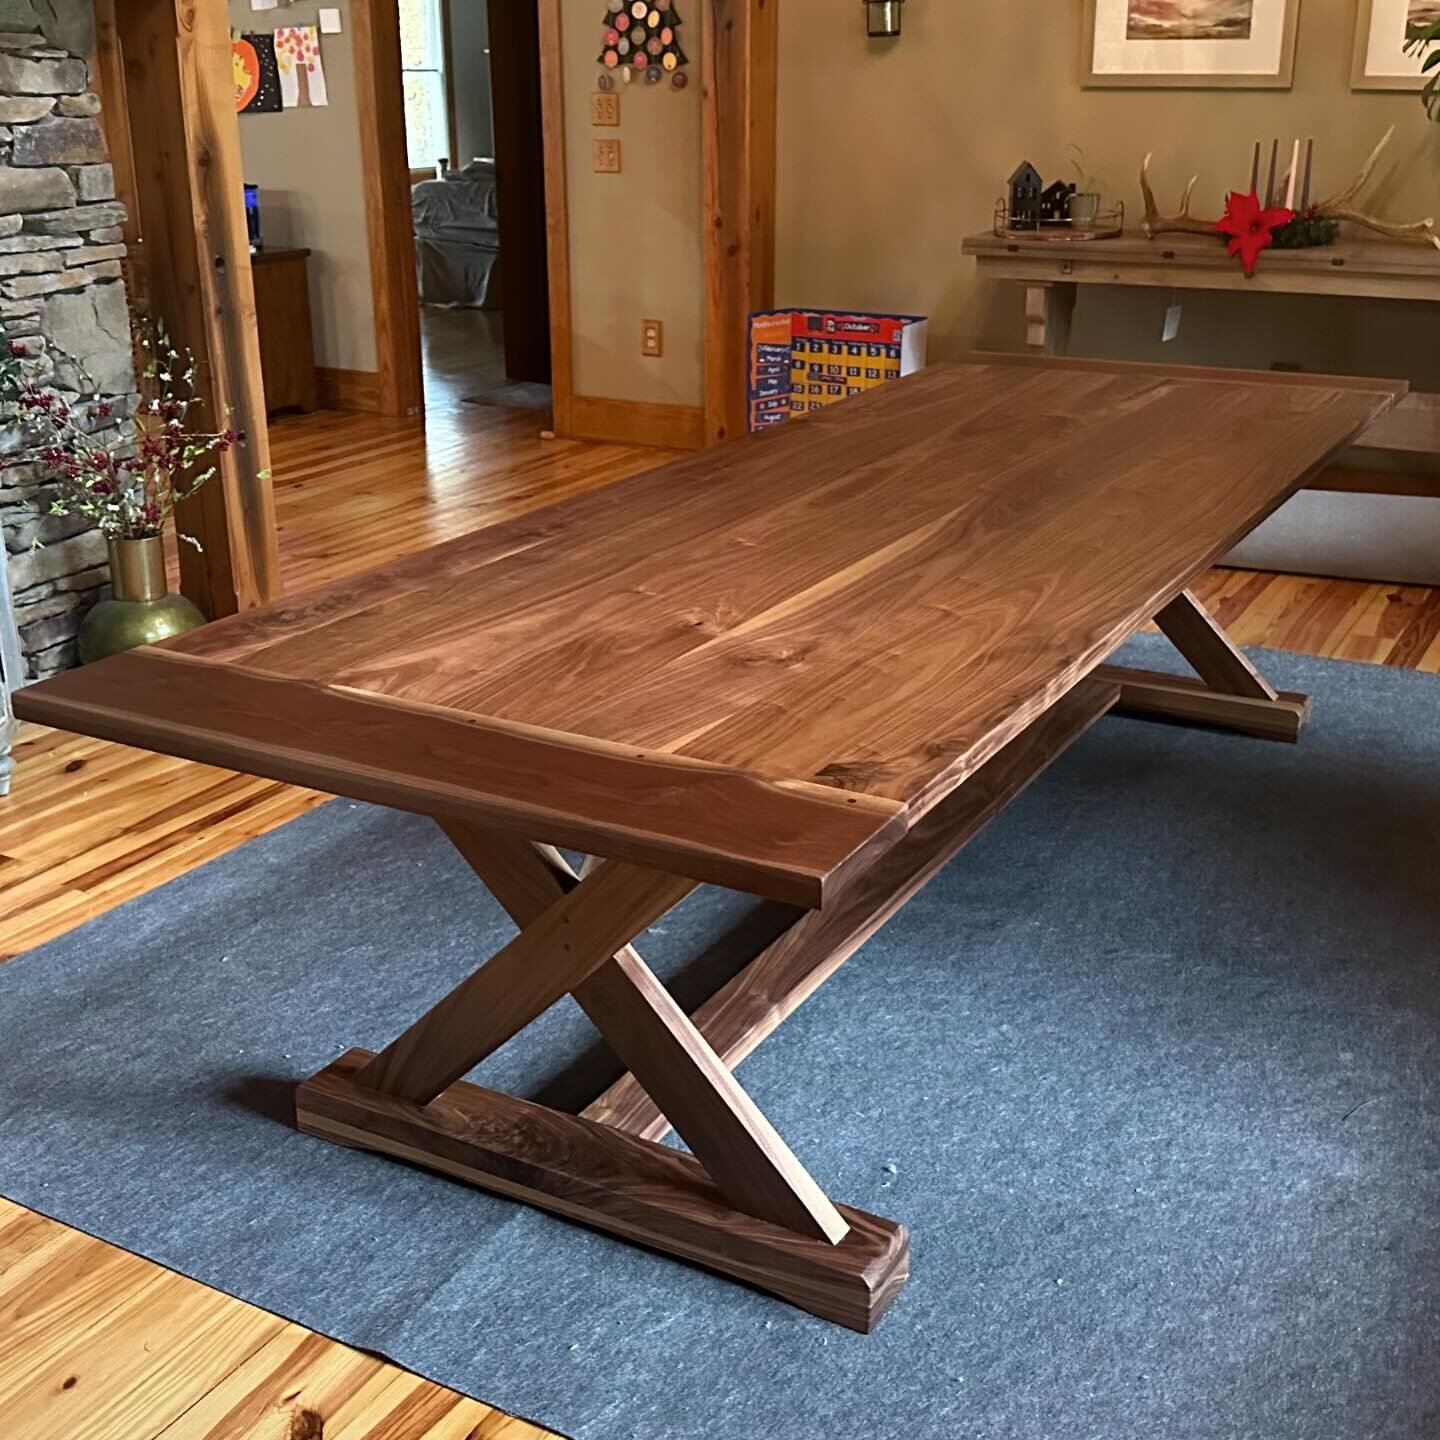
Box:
[17,356,1402,905]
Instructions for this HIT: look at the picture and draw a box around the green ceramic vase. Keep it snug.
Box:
[78,536,205,664]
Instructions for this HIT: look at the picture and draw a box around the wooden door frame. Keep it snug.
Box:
[356,0,571,427]
[92,0,281,617]
[701,0,778,447]
[356,0,774,448]
[354,0,426,420]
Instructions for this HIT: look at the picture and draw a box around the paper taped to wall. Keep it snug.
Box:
[275,25,330,108]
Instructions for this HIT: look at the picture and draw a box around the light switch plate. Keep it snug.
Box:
[593,139,622,173]
[318,7,342,32]
[642,319,663,357]
[591,92,620,126]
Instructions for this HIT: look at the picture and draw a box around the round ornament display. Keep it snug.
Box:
[598,2,688,85]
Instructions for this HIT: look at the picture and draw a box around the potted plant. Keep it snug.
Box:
[1067,144,1104,229]
[0,320,241,663]
[1405,17,1440,118]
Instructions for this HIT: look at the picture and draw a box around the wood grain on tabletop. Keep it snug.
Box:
[13,361,1404,889]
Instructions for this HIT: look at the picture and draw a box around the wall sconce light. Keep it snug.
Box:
[865,0,904,38]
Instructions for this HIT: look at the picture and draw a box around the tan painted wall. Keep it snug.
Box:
[775,0,1440,389]
[229,0,377,374]
[561,0,704,406]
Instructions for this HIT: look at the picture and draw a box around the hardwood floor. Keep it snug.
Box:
[2,398,1438,1437]
[419,306,524,412]
[0,1198,550,1440]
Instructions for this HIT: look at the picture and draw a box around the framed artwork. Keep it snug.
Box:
[1352,0,1439,90]
[1083,0,1302,88]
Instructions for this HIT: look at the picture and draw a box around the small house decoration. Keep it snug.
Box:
[1008,162,1042,229]
[998,160,1121,238]
[1040,180,1076,224]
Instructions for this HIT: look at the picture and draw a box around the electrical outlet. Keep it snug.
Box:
[593,139,622,173]
[641,319,663,357]
[591,91,620,126]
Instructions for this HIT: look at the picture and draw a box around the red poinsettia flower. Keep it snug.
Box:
[1216,190,1293,277]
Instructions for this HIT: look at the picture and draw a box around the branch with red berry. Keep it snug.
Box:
[0,317,258,552]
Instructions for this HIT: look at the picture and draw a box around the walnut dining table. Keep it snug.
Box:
[15,355,1404,1332]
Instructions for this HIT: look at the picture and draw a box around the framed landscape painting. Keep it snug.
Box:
[1084,0,1302,87]
[1352,0,1439,89]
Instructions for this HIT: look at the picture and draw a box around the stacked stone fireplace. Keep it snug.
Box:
[0,0,133,682]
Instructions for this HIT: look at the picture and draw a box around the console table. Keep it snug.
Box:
[961,231,1440,488]
[963,231,1440,582]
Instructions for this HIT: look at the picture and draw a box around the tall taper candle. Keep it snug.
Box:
[1284,138,1300,210]
[1250,140,1260,194]
[1265,139,1278,207]
[1301,137,1314,210]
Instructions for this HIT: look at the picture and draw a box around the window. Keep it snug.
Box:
[399,0,450,170]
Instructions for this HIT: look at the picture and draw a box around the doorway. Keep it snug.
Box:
[399,0,553,415]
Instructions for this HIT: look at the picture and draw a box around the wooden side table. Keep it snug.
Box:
[251,248,318,415]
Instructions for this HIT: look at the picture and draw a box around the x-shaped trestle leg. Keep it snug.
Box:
[403,823,848,1244]
[1098,588,1310,741]
[296,821,909,1330]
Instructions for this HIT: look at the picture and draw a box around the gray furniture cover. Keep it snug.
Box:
[412,159,501,308]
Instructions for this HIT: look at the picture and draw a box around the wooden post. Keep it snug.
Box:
[702,0,779,446]
[353,0,425,420]
[96,0,280,619]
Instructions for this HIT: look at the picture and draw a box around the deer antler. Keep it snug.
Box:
[1312,127,1440,250]
[1140,131,1440,251]
[1140,153,1217,239]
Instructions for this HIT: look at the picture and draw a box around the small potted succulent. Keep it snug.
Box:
[0,320,241,663]
[1067,144,1104,229]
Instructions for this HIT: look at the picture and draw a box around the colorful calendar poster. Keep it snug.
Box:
[747,309,928,433]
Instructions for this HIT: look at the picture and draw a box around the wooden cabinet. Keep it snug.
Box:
[251,248,318,414]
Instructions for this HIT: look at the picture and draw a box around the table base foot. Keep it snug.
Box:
[297,1048,910,1332]
[1097,664,1310,742]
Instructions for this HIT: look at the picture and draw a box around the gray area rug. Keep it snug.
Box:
[461,381,553,412]
[2,637,1439,1440]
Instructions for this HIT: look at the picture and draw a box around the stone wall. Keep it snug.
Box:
[0,0,133,682]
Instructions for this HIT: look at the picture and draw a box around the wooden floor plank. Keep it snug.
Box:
[150,1324,387,1440]
[0,1265,284,1439]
